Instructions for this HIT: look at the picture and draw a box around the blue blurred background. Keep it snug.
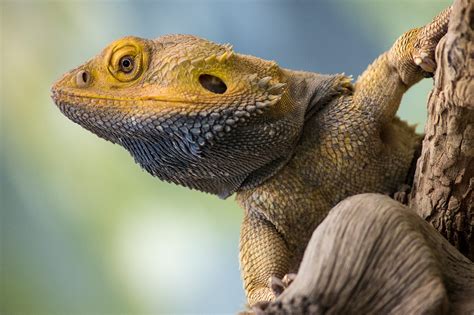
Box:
[1,1,450,314]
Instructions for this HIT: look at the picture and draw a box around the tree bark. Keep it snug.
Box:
[408,0,473,260]
[262,194,474,315]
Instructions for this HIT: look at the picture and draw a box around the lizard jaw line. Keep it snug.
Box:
[51,88,201,107]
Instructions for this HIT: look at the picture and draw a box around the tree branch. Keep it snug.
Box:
[263,194,474,314]
[408,0,473,260]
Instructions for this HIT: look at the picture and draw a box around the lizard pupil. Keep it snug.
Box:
[199,74,227,94]
[119,56,134,73]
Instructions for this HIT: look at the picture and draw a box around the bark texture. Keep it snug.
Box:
[262,194,474,315]
[408,0,473,260]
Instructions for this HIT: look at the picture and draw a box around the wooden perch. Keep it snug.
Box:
[258,0,473,313]
[261,194,474,314]
[408,0,473,260]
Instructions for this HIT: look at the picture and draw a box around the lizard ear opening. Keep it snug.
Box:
[199,74,227,94]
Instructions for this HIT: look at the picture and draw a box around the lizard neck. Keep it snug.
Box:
[237,70,350,193]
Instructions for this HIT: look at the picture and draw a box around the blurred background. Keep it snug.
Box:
[1,1,450,314]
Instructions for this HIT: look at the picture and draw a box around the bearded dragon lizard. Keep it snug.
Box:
[51,7,451,306]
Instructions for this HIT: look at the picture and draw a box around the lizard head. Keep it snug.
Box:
[52,34,339,198]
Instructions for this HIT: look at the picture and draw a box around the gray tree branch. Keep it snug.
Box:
[408,0,473,260]
[264,194,474,315]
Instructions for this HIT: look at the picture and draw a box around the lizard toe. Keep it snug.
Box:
[269,273,297,298]
[269,276,286,297]
[413,51,437,73]
[282,273,297,288]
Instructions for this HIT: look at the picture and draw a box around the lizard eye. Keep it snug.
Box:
[119,55,134,73]
[107,38,150,83]
[199,74,227,94]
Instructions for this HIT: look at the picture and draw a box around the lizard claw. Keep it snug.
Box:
[269,276,286,297]
[269,273,297,298]
[282,273,297,287]
[413,51,437,73]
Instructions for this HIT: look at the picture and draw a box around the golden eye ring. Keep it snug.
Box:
[106,38,150,83]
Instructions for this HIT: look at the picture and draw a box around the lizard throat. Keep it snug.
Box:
[52,71,350,199]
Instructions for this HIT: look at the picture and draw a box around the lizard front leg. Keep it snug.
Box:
[353,7,451,125]
[240,212,291,306]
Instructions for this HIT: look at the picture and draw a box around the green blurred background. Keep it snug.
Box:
[0,1,450,314]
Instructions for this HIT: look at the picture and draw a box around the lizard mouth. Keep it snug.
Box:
[51,86,182,106]
[50,68,201,108]
[50,87,156,144]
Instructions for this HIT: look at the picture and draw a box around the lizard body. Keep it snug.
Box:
[51,7,451,306]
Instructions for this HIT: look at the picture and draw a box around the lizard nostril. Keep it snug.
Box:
[76,70,91,88]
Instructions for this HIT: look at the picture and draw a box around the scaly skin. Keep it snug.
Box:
[51,7,451,306]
